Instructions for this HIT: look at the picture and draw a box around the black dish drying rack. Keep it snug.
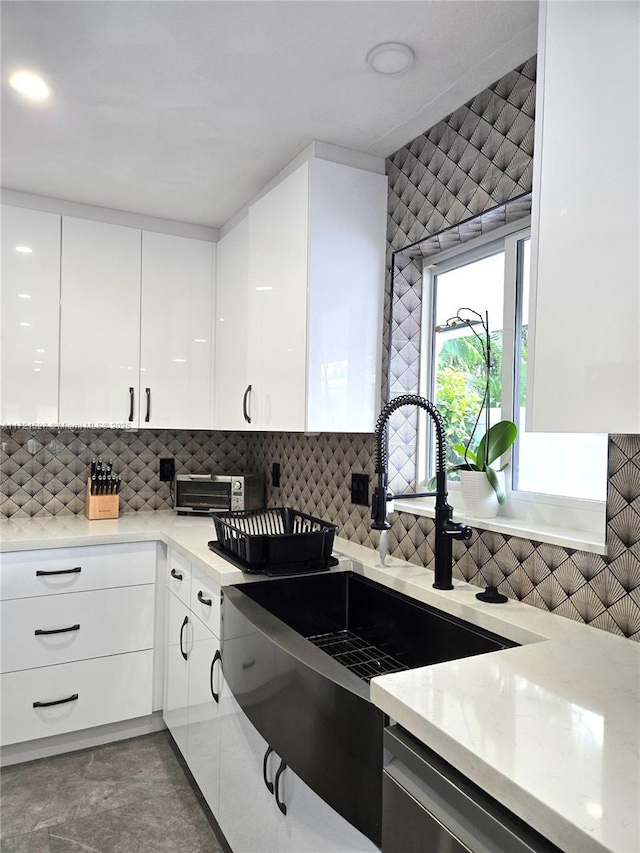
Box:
[209,507,338,576]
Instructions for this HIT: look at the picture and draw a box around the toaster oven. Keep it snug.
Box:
[174,473,265,515]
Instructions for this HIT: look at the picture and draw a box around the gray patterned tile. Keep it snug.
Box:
[48,789,223,853]
[0,733,190,838]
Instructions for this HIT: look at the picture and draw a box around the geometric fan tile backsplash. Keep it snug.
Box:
[2,426,640,642]
[0,427,248,517]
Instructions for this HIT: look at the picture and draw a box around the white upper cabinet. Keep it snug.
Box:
[214,217,251,431]
[59,217,142,427]
[57,216,215,429]
[243,157,386,433]
[306,158,386,432]
[140,231,214,429]
[1,206,61,426]
[248,162,310,432]
[528,1,640,433]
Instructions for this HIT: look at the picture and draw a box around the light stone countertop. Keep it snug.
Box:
[1,511,638,853]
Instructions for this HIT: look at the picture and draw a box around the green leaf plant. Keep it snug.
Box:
[449,420,517,503]
[429,308,518,503]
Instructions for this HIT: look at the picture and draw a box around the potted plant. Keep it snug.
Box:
[432,308,517,517]
[450,420,517,516]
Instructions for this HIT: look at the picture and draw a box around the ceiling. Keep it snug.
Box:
[1,1,538,229]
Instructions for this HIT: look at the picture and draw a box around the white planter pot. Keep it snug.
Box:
[460,470,503,518]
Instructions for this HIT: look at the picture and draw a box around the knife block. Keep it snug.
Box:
[85,478,119,520]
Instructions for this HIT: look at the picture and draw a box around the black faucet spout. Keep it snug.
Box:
[371,394,472,589]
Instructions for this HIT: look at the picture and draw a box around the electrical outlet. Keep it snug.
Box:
[272,462,281,487]
[351,473,369,506]
[159,458,175,482]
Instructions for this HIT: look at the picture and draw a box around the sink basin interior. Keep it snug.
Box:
[237,571,516,681]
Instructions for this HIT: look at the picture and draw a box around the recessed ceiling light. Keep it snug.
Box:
[9,70,50,102]
[366,42,415,75]
[15,245,33,253]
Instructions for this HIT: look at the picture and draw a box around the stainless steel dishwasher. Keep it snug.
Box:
[383,725,563,853]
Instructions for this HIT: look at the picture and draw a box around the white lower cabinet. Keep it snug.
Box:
[163,588,191,758]
[278,769,378,853]
[1,584,154,673]
[0,543,156,751]
[163,552,223,814]
[217,682,378,853]
[185,604,222,814]
[218,687,279,853]
[0,651,153,746]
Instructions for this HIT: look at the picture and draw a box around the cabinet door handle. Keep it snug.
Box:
[128,387,135,422]
[242,384,252,424]
[263,746,275,794]
[210,649,221,703]
[197,590,212,607]
[179,615,188,661]
[33,693,79,709]
[145,387,151,423]
[274,759,287,815]
[170,568,183,581]
[35,624,80,636]
[36,566,81,577]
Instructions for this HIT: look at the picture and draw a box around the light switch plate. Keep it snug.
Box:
[351,473,370,506]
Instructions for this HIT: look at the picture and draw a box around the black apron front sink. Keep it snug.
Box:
[222,571,516,847]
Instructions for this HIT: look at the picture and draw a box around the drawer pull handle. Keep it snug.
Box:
[274,759,287,815]
[210,649,222,703]
[35,624,80,636]
[145,387,151,423]
[128,387,135,422]
[33,693,79,709]
[197,590,212,606]
[241,658,255,670]
[170,568,183,581]
[263,746,275,794]
[36,567,81,577]
[180,615,188,660]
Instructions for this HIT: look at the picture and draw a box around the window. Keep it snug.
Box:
[419,222,607,533]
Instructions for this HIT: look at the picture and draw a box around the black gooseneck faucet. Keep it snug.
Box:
[371,394,472,590]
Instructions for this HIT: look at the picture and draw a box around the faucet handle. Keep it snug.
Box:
[371,486,392,530]
[442,520,473,540]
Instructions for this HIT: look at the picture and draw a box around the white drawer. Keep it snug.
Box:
[1,585,154,673]
[167,548,192,606]
[190,568,221,638]
[0,649,153,746]
[0,543,156,601]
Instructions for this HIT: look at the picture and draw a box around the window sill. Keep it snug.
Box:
[392,497,607,556]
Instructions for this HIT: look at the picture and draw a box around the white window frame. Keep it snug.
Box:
[404,219,607,554]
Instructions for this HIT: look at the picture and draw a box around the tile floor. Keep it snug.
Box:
[0,732,230,853]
